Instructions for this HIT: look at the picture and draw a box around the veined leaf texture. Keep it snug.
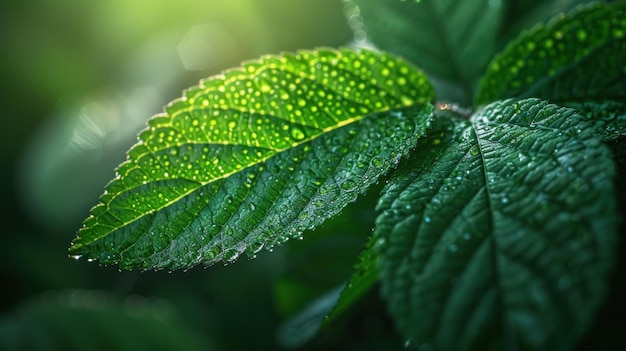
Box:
[375,99,617,350]
[69,48,435,270]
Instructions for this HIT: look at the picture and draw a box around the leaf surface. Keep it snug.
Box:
[498,0,598,49]
[276,238,379,349]
[348,0,503,104]
[68,48,434,270]
[561,100,626,141]
[476,1,626,105]
[375,98,618,350]
[323,233,379,326]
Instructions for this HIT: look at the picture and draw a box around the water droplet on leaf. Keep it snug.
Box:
[341,179,357,191]
[290,127,305,141]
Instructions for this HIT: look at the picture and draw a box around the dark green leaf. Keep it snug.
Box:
[476,1,626,105]
[277,230,380,348]
[68,48,434,270]
[348,0,503,105]
[498,0,598,49]
[276,284,344,349]
[322,233,378,327]
[561,100,626,141]
[375,99,618,350]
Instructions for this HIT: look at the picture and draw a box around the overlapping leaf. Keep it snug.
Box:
[347,0,503,104]
[68,48,435,270]
[322,234,378,326]
[277,231,379,348]
[476,2,626,105]
[498,0,598,48]
[375,99,617,350]
[477,1,626,141]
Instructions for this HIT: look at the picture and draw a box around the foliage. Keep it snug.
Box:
[68,0,626,350]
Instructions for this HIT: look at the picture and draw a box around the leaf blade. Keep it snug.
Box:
[476,1,626,105]
[322,233,379,326]
[69,48,435,270]
[349,0,503,104]
[375,98,618,350]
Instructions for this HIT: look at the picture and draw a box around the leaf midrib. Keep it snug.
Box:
[469,115,597,345]
[471,119,509,346]
[83,107,426,250]
[76,50,432,254]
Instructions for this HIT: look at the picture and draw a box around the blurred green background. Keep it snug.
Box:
[1,0,625,350]
[0,1,404,350]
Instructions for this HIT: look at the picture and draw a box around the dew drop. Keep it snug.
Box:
[424,216,431,223]
[371,157,383,169]
[501,197,510,204]
[290,127,305,141]
[518,152,529,163]
[449,244,458,252]
[341,179,357,191]
[224,249,240,262]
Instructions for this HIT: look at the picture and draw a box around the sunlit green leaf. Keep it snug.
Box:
[476,1,626,105]
[68,48,434,270]
[375,99,618,350]
[348,0,503,104]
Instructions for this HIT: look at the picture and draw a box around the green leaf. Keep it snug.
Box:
[68,48,435,270]
[375,99,618,350]
[476,1,626,105]
[348,0,503,105]
[276,284,344,349]
[498,0,598,48]
[322,233,379,327]
[277,225,380,348]
[561,100,626,141]
[276,236,379,348]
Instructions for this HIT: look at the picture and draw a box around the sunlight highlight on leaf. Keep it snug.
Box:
[68,48,435,270]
